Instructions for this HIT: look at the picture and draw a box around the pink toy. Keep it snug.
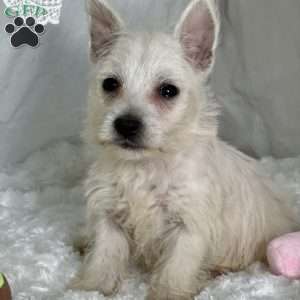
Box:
[267,232,300,279]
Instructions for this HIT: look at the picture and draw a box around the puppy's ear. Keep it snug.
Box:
[175,0,220,73]
[88,0,123,63]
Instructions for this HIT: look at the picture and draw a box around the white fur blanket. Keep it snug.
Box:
[1,141,300,299]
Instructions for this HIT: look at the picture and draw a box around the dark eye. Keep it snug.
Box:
[159,83,179,99]
[102,77,121,93]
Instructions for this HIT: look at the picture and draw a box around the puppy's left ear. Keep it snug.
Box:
[175,0,220,74]
[88,0,123,63]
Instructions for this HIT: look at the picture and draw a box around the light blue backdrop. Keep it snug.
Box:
[0,0,300,165]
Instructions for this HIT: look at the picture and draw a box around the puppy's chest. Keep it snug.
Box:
[109,163,189,232]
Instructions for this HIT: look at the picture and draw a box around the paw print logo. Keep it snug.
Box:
[5,17,45,48]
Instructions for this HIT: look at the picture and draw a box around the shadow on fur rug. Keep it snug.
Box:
[1,140,300,299]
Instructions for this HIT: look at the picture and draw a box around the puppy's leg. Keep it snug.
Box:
[147,229,210,300]
[68,217,129,295]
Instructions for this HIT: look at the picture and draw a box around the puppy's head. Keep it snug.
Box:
[85,0,220,160]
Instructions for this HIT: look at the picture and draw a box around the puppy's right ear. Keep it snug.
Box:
[175,0,220,74]
[88,0,123,63]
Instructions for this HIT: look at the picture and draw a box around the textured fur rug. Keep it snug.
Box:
[1,141,300,299]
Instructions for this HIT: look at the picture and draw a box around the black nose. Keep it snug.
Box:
[114,114,143,140]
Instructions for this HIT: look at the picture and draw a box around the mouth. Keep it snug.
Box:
[114,139,145,150]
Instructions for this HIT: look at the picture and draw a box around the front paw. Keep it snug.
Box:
[146,288,194,300]
[67,273,120,296]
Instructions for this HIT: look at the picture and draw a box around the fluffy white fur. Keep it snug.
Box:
[69,0,300,299]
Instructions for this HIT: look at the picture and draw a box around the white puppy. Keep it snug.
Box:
[70,0,300,299]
